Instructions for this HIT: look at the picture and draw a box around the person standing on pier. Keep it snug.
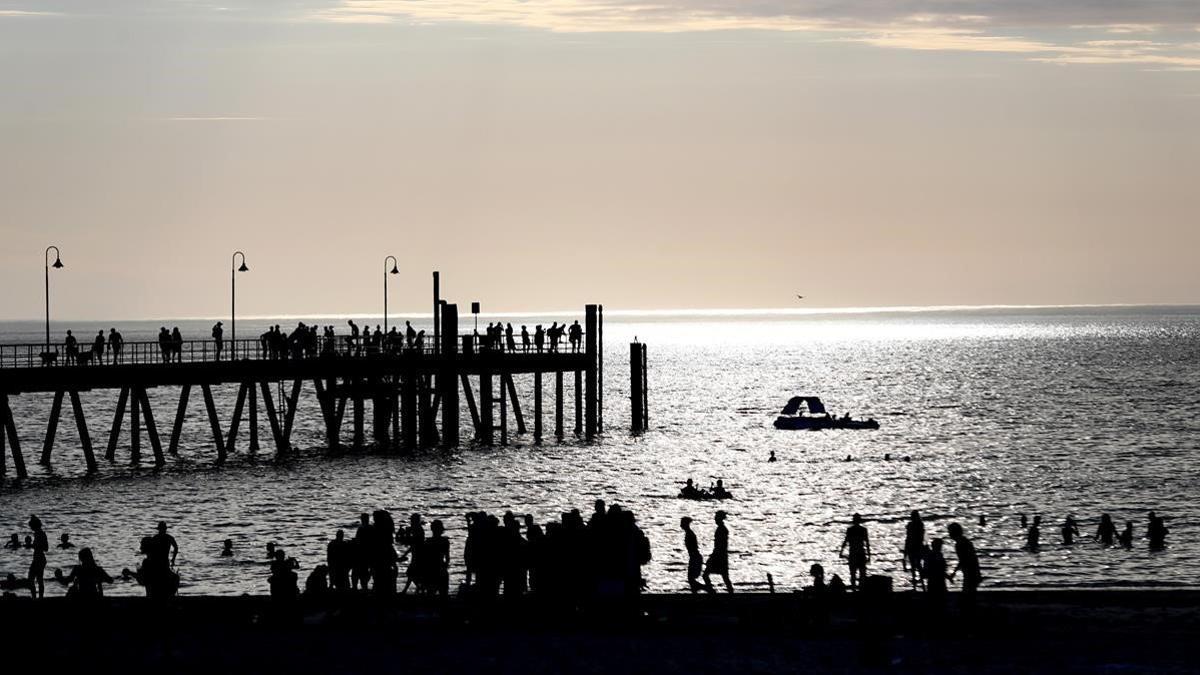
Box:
[505,323,516,352]
[838,513,871,589]
[569,320,582,353]
[347,320,360,356]
[212,322,224,361]
[702,511,732,593]
[947,522,982,595]
[547,322,562,352]
[171,327,183,363]
[28,515,48,598]
[534,325,545,353]
[91,331,105,365]
[681,517,704,593]
[521,325,530,352]
[64,330,79,366]
[108,328,124,364]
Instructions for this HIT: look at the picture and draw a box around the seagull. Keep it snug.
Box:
[796,295,805,300]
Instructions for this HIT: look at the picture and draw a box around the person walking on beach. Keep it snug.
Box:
[28,515,48,598]
[681,517,704,593]
[1096,514,1118,546]
[212,322,224,361]
[903,510,925,586]
[702,511,733,593]
[145,521,180,598]
[426,519,450,597]
[1148,512,1169,550]
[838,513,871,589]
[947,522,982,595]
[1061,515,1080,545]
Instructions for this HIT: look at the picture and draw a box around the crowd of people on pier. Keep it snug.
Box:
[1,504,1172,602]
[36,317,585,368]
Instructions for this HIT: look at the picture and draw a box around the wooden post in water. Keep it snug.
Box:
[41,390,64,464]
[401,371,417,449]
[598,304,604,433]
[574,370,582,436]
[107,387,129,461]
[130,386,142,463]
[1,393,26,479]
[585,304,597,440]
[630,342,648,432]
[499,376,508,446]
[248,380,260,452]
[440,302,459,447]
[480,372,494,446]
[168,384,190,456]
[69,391,96,473]
[533,371,543,443]
[554,371,564,440]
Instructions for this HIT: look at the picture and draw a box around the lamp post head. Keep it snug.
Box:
[52,257,63,269]
[389,264,399,275]
[237,262,249,273]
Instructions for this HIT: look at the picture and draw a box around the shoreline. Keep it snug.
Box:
[4,590,1199,672]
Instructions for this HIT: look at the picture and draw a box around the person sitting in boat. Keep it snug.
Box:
[711,480,731,500]
[680,479,703,499]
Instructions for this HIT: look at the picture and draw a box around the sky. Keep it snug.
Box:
[0,1,1198,320]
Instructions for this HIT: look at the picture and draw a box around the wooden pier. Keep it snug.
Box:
[0,303,614,479]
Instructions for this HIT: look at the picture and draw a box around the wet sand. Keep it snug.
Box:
[3,590,1199,672]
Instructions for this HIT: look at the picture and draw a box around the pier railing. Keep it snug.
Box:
[0,334,587,369]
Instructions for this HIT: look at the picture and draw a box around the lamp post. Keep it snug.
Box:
[384,255,399,335]
[231,251,249,357]
[44,246,63,351]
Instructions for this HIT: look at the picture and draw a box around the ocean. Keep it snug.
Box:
[1,306,1197,595]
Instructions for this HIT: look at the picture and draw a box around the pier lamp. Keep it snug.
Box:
[44,246,64,350]
[471,301,480,333]
[384,255,399,335]
[231,251,249,355]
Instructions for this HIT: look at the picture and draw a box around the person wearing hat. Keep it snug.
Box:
[212,321,224,361]
[702,511,733,593]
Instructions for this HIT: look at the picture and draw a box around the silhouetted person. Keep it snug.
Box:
[1020,513,1028,529]
[838,513,871,589]
[406,321,416,349]
[352,514,373,590]
[679,478,701,499]
[680,517,704,592]
[922,538,948,596]
[28,515,48,598]
[54,547,112,599]
[91,331,105,365]
[521,325,530,352]
[305,565,329,598]
[1118,521,1135,549]
[1061,515,1080,545]
[903,510,925,585]
[767,451,777,462]
[108,328,124,364]
[703,511,732,593]
[269,549,298,601]
[325,529,350,592]
[808,563,826,591]
[58,533,74,549]
[145,521,180,598]
[220,539,234,557]
[4,533,19,549]
[170,327,183,363]
[979,515,987,527]
[568,320,582,353]
[426,519,450,597]
[1026,515,1042,551]
[1147,512,1169,550]
[401,513,425,595]
[711,479,731,499]
[505,323,516,352]
[212,322,224,361]
[534,325,545,353]
[947,523,982,595]
[64,331,78,366]
[828,574,847,592]
[1096,514,1118,546]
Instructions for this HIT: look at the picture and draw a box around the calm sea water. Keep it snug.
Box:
[1,307,1197,596]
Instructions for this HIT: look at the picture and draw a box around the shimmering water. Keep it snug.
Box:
[1,306,1197,595]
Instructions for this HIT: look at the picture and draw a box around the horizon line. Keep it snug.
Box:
[2,301,1197,324]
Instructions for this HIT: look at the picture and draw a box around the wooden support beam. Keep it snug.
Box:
[598,304,604,433]
[390,390,400,452]
[574,370,583,436]
[201,383,226,463]
[1,394,26,479]
[69,391,96,473]
[504,374,527,435]
[439,302,460,448]
[480,372,494,445]
[259,381,287,456]
[106,387,129,461]
[130,386,142,464]
[41,390,64,465]
[534,371,543,444]
[313,378,340,451]
[283,379,302,442]
[499,375,508,446]
[555,371,564,440]
[418,375,438,446]
[353,386,365,448]
[226,382,248,454]
[401,372,417,449]
[460,373,482,436]
[137,387,165,465]
[168,385,190,456]
[248,379,260,453]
